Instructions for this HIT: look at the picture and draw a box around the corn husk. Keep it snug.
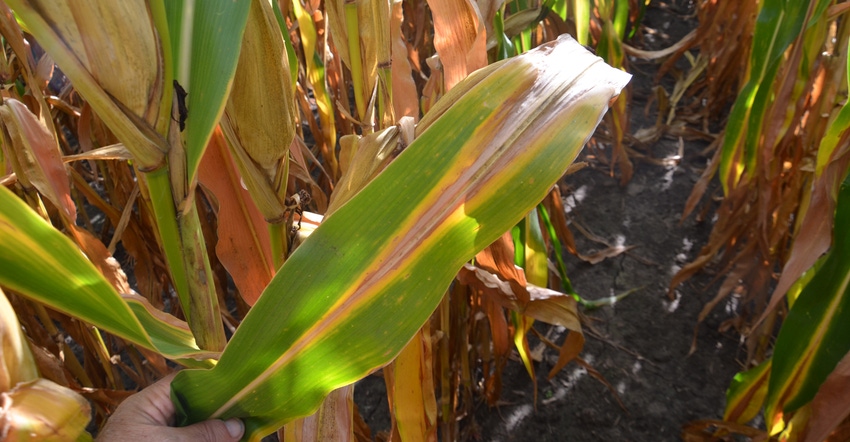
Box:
[0,378,91,441]
[6,0,167,171]
[220,0,296,223]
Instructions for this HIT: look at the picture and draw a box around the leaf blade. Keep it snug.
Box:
[172,35,629,440]
[0,185,213,363]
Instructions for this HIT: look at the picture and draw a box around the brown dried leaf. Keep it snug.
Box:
[26,341,70,387]
[578,244,636,265]
[458,264,580,331]
[482,294,510,359]
[279,385,355,441]
[547,330,584,379]
[804,350,850,442]
[390,0,418,121]
[681,419,768,441]
[758,152,850,327]
[199,127,274,306]
[623,30,698,60]
[543,187,578,255]
[0,98,76,221]
[427,0,487,90]
[475,232,529,304]
[70,226,133,296]
[681,138,721,221]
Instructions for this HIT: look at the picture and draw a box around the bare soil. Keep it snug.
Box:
[357,1,749,440]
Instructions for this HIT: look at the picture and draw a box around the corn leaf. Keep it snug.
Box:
[386,325,437,441]
[291,0,338,178]
[804,349,850,442]
[766,176,850,422]
[0,185,215,365]
[761,33,850,321]
[724,358,770,424]
[427,0,488,89]
[199,128,274,306]
[164,0,251,184]
[278,385,355,441]
[718,0,828,192]
[171,35,629,440]
[0,98,75,222]
[571,0,589,46]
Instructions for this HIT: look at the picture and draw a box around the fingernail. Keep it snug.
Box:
[224,418,244,438]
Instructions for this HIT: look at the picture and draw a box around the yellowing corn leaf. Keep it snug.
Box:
[291,0,338,177]
[724,358,771,425]
[326,0,378,120]
[386,325,438,441]
[171,35,629,440]
[0,185,216,365]
[717,0,818,192]
[766,177,850,430]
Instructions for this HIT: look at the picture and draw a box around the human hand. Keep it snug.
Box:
[97,373,244,442]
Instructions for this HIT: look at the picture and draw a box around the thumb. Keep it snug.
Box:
[176,418,244,442]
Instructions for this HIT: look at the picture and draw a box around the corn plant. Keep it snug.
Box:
[666,0,850,439]
[0,0,629,440]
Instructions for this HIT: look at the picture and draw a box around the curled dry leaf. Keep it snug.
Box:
[457,264,580,332]
[0,98,76,221]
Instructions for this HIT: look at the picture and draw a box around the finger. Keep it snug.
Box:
[135,373,179,421]
[172,418,244,442]
[111,373,178,426]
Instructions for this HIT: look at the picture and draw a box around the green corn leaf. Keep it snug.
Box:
[815,32,850,177]
[0,185,215,366]
[718,0,829,192]
[171,35,630,440]
[164,0,251,185]
[571,0,589,46]
[766,175,850,424]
